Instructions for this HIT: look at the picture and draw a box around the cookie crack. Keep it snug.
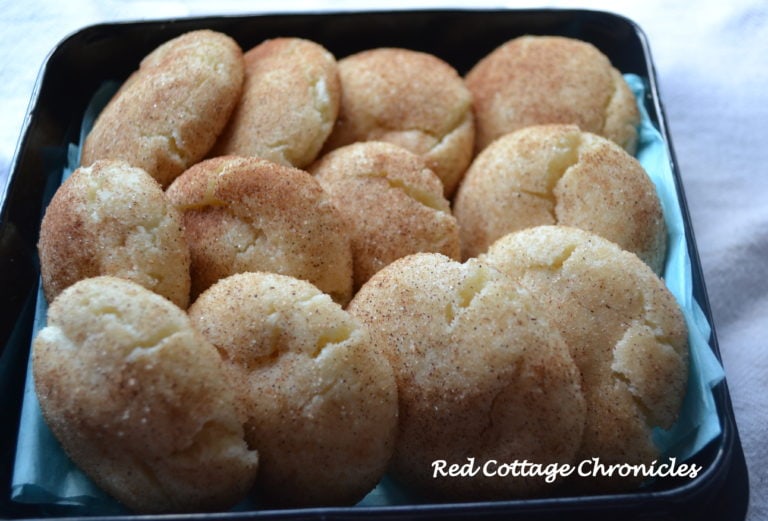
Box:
[428,109,472,150]
[231,223,266,258]
[310,75,335,129]
[356,171,448,212]
[526,243,578,273]
[172,172,228,211]
[519,188,557,221]
[125,325,186,360]
[636,288,686,356]
[470,358,524,455]
[296,293,358,358]
[312,323,354,358]
[610,306,686,428]
[611,368,656,427]
[445,264,492,327]
[170,419,244,462]
[546,135,583,222]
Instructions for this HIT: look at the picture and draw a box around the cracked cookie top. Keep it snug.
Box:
[481,225,688,492]
[454,124,666,273]
[165,155,353,304]
[188,271,398,507]
[32,276,258,513]
[347,253,586,500]
[38,159,191,308]
[311,141,460,289]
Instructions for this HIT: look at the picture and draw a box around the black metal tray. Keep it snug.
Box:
[0,8,749,521]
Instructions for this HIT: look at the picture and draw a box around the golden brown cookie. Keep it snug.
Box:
[323,48,475,196]
[81,30,245,187]
[481,226,688,491]
[311,141,460,289]
[348,253,586,500]
[38,160,191,308]
[453,125,666,273]
[465,35,639,154]
[188,272,398,506]
[165,155,353,304]
[211,37,340,168]
[33,276,258,513]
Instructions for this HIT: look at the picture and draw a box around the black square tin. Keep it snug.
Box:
[0,9,749,521]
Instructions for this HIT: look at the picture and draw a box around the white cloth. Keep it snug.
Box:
[1,1,765,519]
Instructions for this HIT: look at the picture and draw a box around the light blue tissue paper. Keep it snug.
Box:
[624,74,726,462]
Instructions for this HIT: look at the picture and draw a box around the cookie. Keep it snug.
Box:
[188,272,398,506]
[465,35,639,154]
[482,226,688,491]
[38,160,191,308]
[348,253,586,499]
[81,30,245,187]
[165,155,353,304]
[453,124,666,273]
[211,37,340,168]
[32,276,258,513]
[311,141,460,289]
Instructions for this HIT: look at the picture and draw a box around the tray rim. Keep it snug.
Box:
[0,7,750,521]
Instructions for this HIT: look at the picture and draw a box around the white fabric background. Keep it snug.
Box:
[1,1,765,519]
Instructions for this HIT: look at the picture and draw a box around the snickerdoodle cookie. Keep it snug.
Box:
[33,276,258,513]
[188,272,398,506]
[211,37,340,168]
[311,141,460,289]
[465,35,639,154]
[38,160,191,308]
[81,30,245,187]
[482,226,688,491]
[454,124,666,273]
[348,253,586,499]
[165,155,353,304]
